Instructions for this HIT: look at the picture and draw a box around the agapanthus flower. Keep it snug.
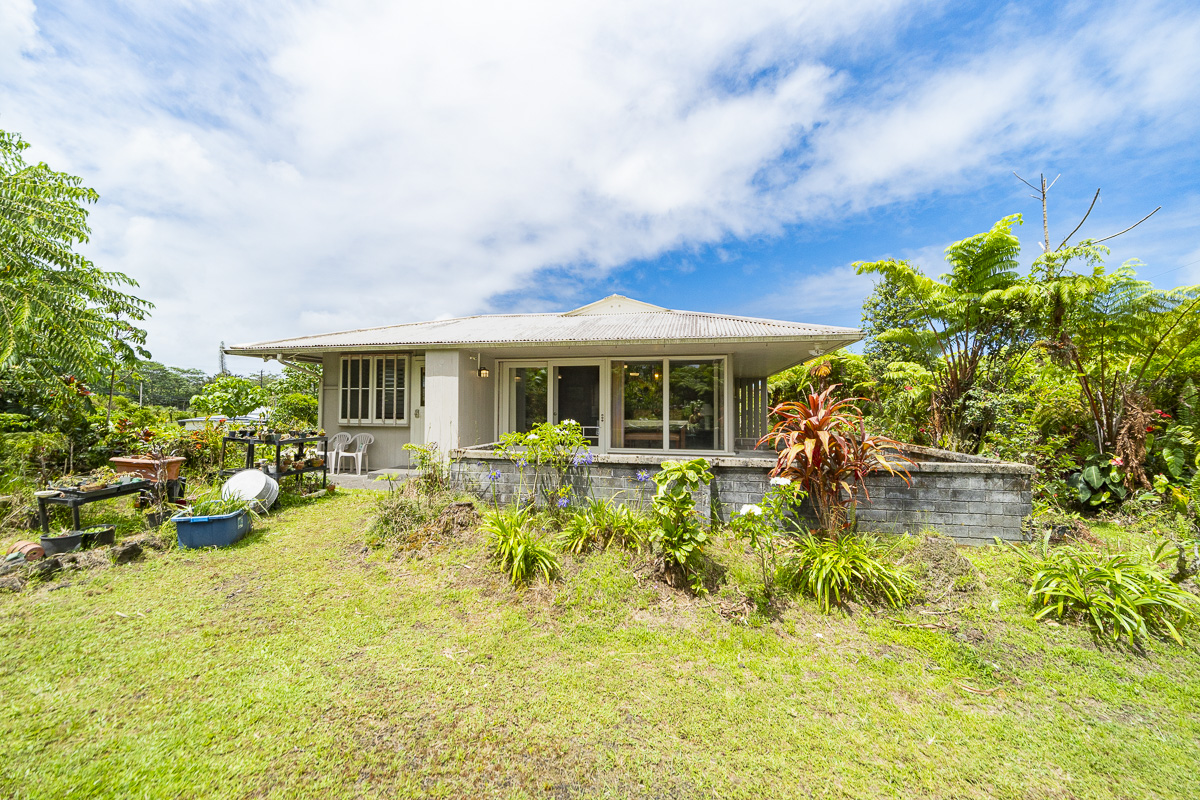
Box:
[556,496,569,508]
[516,458,528,468]
[635,469,651,482]
[488,469,501,482]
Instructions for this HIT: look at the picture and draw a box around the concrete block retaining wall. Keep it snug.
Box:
[450,444,1033,545]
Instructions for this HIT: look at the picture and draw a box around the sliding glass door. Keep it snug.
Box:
[501,356,727,453]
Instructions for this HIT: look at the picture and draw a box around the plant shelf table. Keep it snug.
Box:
[36,479,153,534]
[220,435,328,489]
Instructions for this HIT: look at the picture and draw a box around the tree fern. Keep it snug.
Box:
[856,215,1036,452]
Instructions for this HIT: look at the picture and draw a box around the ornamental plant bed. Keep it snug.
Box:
[109,456,186,482]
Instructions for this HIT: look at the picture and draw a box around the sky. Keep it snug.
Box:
[2,0,1199,372]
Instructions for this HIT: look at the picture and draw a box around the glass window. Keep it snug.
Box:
[339,355,406,424]
[611,360,663,448]
[509,366,548,433]
[668,360,723,451]
[373,356,404,422]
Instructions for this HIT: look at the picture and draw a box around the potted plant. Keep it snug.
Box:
[110,441,186,482]
[40,529,85,555]
[81,524,117,547]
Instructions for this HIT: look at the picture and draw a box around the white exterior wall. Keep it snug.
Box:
[424,350,460,457]
[318,352,414,468]
[457,351,496,448]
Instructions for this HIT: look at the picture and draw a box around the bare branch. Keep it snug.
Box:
[1046,174,1061,191]
[1055,188,1101,251]
[1093,207,1162,244]
[1013,171,1040,192]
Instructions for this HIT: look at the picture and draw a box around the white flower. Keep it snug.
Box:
[739,503,763,517]
[526,434,539,442]
[769,477,791,487]
[562,419,578,426]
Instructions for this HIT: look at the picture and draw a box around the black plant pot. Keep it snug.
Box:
[144,511,169,528]
[84,525,116,547]
[41,532,84,555]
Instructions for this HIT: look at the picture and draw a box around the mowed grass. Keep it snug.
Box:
[2,493,1199,799]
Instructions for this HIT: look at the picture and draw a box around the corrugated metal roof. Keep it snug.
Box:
[228,295,860,352]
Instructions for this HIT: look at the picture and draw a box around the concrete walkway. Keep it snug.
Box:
[328,468,416,491]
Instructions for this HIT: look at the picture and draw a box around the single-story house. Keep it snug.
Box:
[223,295,860,467]
[224,295,1034,543]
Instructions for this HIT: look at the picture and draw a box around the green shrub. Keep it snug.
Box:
[484,505,558,586]
[403,441,449,492]
[1066,454,1128,508]
[730,477,807,598]
[650,458,714,592]
[1014,544,1199,645]
[272,392,318,427]
[779,533,916,613]
[558,498,652,553]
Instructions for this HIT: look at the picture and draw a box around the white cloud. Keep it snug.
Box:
[1,0,1198,369]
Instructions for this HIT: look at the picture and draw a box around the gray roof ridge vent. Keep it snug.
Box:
[562,295,670,316]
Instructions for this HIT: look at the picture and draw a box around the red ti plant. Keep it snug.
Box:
[758,385,911,538]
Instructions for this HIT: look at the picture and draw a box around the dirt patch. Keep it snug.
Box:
[900,534,982,600]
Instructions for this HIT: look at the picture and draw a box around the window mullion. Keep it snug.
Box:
[661,358,669,450]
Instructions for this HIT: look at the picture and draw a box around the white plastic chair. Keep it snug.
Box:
[337,433,374,476]
[320,432,352,473]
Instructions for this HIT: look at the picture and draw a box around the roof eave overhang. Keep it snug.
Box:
[225,332,861,355]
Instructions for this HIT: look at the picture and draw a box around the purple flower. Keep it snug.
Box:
[556,496,569,508]
[635,469,650,483]
[487,469,501,482]
[516,458,528,468]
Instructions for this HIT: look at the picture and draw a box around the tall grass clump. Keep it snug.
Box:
[558,497,652,554]
[779,533,917,613]
[367,478,456,547]
[1014,543,1199,645]
[484,505,558,586]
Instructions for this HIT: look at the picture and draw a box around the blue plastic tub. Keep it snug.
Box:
[172,509,251,549]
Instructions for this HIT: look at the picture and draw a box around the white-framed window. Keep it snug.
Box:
[339,355,407,424]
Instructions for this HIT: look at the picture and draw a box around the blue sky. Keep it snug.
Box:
[2,0,1198,371]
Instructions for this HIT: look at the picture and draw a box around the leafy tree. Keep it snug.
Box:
[120,361,210,409]
[189,375,267,418]
[855,215,1038,453]
[0,129,152,382]
[861,273,930,376]
[267,364,321,400]
[1057,263,1200,481]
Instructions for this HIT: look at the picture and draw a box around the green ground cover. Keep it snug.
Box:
[2,492,1199,799]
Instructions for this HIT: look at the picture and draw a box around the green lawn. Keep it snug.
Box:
[2,493,1199,799]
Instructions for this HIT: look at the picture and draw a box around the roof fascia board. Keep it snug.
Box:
[224,332,863,355]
